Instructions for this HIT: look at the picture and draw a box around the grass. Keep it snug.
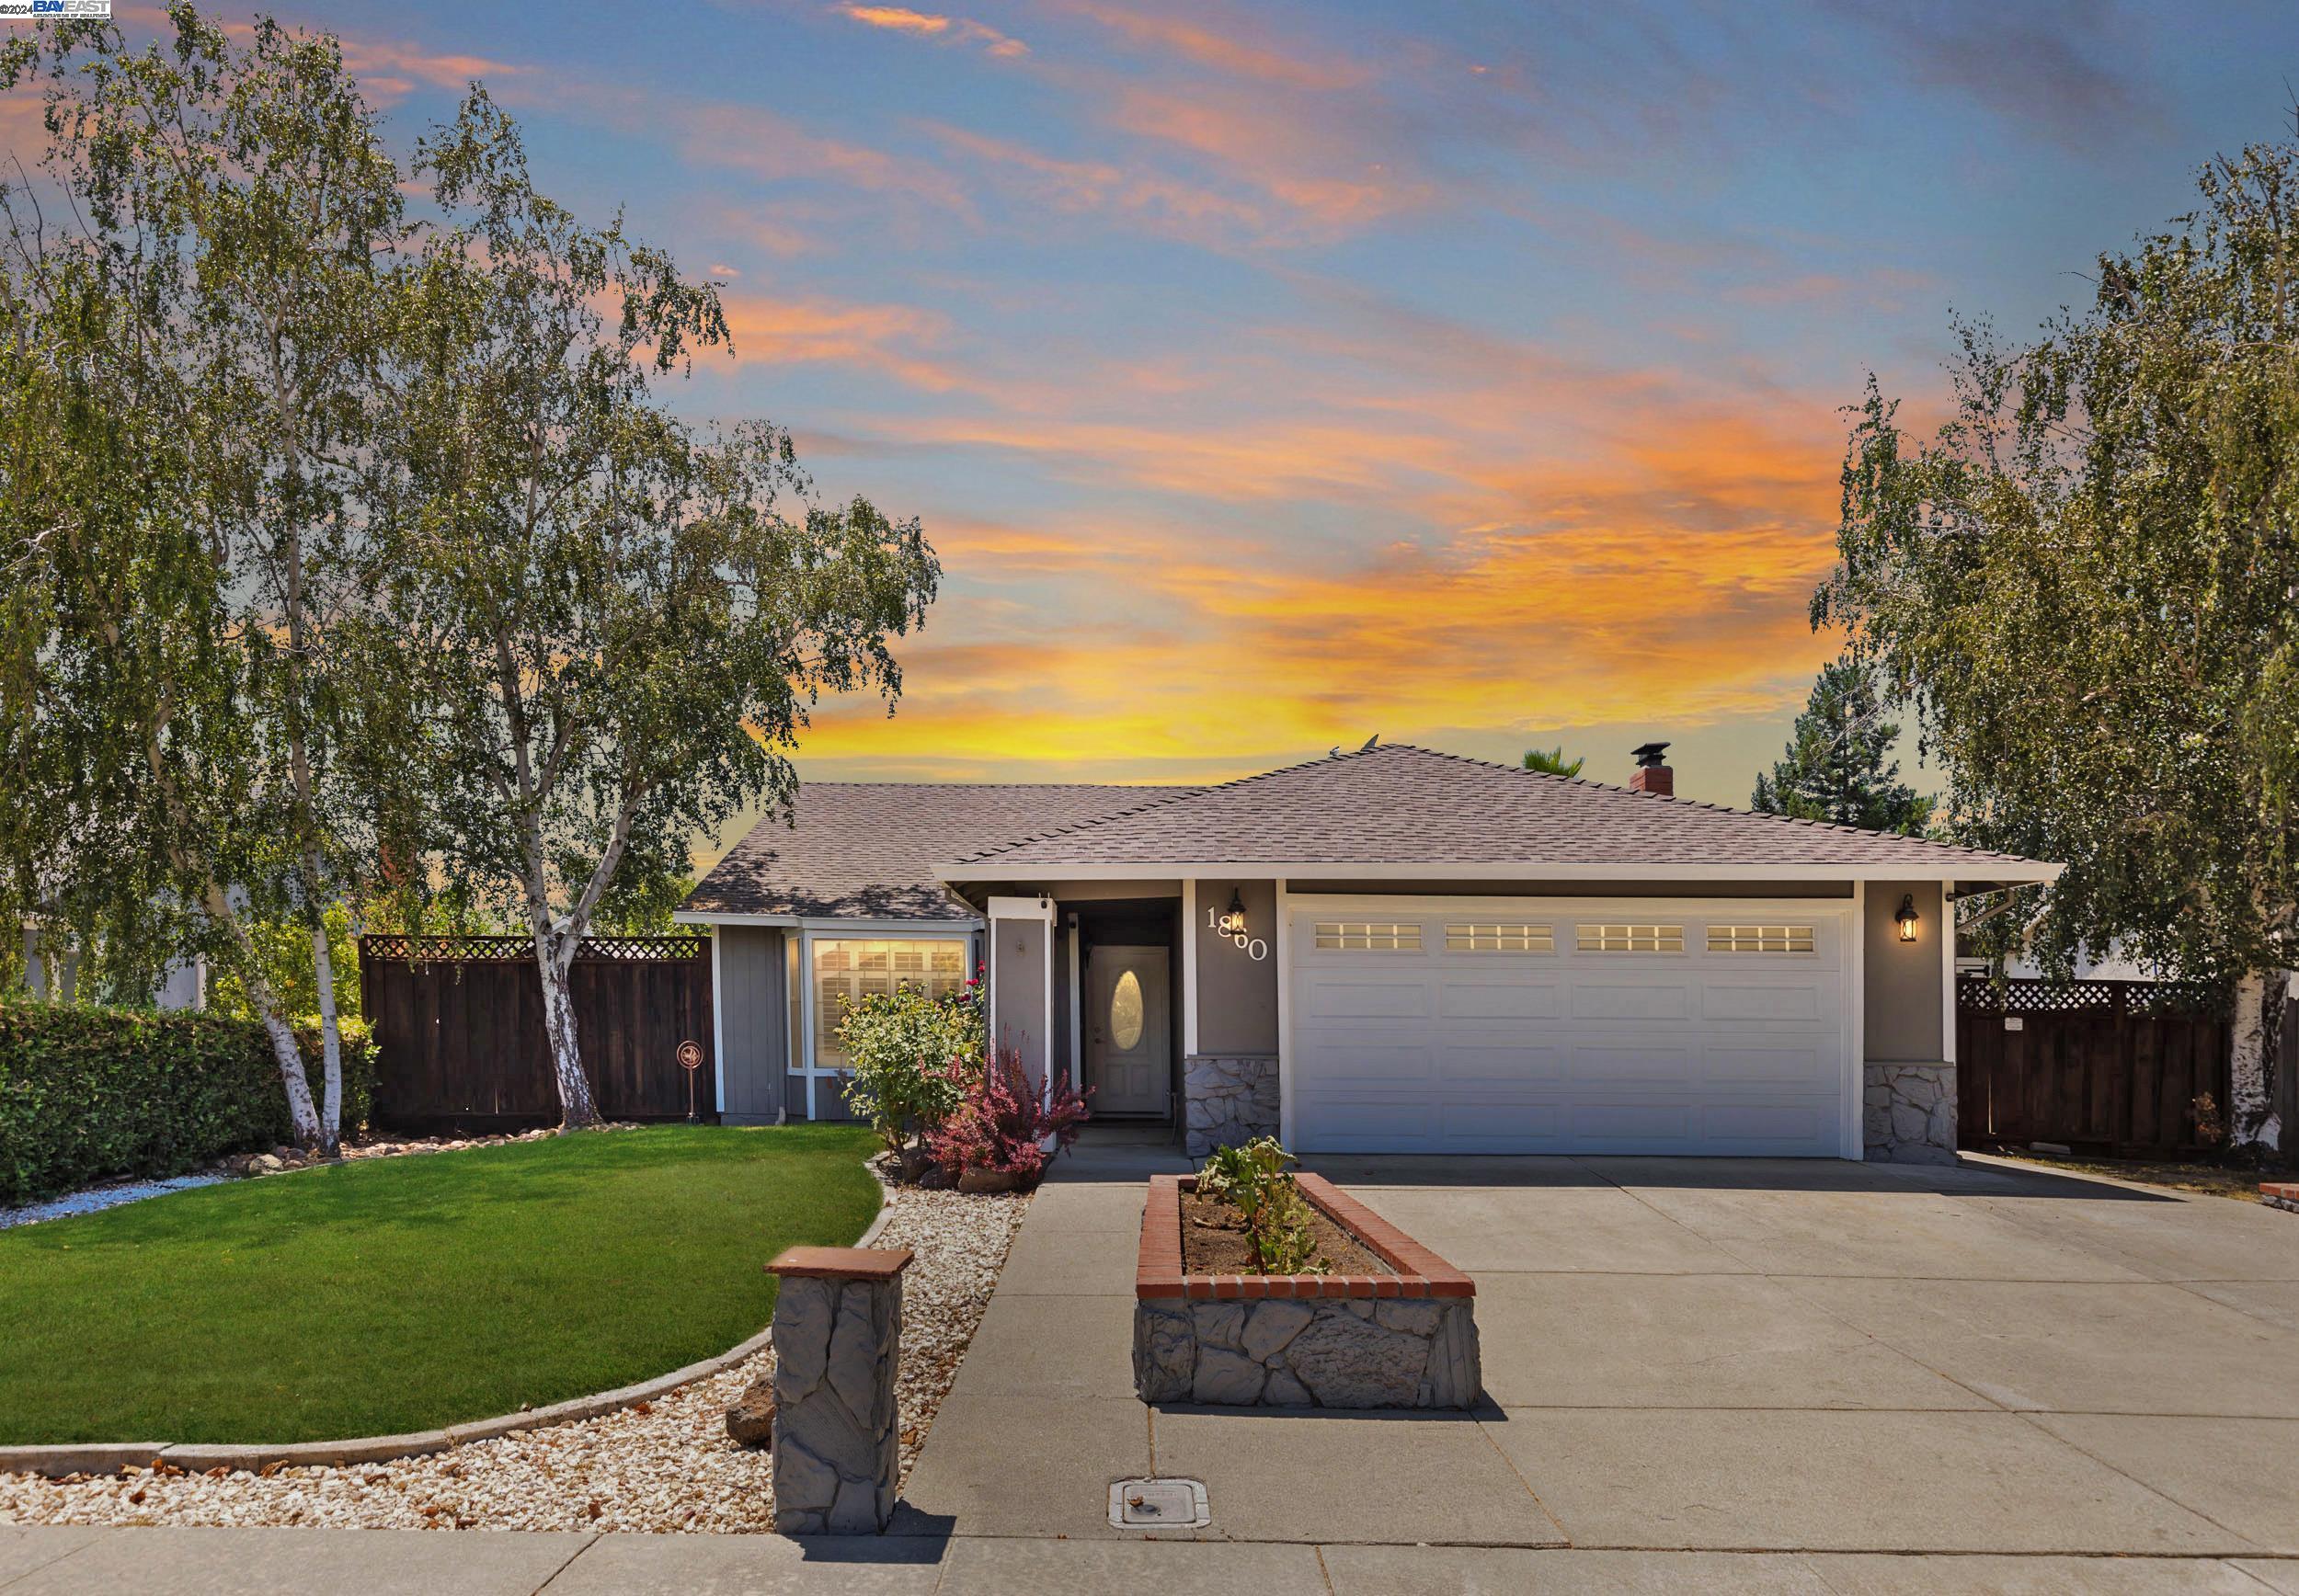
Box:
[0,1123,882,1445]
[1988,1148,2268,1203]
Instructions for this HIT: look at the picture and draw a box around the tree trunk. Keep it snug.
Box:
[533,932,600,1129]
[2230,969,2288,1152]
[195,878,320,1148]
[257,1005,322,1147]
[312,918,344,1155]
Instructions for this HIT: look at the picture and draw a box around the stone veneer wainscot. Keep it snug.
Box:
[1132,1173,1481,1408]
[1864,1061,1957,1166]
[1182,1053,1279,1159]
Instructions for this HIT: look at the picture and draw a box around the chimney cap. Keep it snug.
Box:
[1630,741,1671,768]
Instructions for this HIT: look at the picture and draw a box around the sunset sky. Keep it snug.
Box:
[23,3,2298,835]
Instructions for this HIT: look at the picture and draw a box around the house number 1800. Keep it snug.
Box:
[1206,908,1270,962]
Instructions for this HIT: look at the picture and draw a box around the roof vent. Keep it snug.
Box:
[1630,742,1673,797]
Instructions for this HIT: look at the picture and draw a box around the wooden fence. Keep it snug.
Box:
[1955,977,2231,1158]
[358,934,715,1132]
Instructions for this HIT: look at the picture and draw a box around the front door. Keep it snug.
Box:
[1085,945,1171,1116]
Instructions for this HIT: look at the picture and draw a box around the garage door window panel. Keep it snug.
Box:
[1707,924,1816,954]
[1314,921,1424,952]
[1575,923,1685,953]
[1445,923,1553,953]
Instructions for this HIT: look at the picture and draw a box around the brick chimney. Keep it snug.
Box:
[1630,741,1673,797]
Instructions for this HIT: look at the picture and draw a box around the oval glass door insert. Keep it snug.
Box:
[1109,969,1145,1050]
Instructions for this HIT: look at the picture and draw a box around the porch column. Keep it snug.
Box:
[987,895,1056,1092]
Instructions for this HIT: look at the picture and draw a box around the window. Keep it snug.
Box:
[1109,969,1146,1049]
[1707,924,1815,954]
[811,938,968,1071]
[1575,923,1685,954]
[1314,921,1424,952]
[1446,923,1554,953]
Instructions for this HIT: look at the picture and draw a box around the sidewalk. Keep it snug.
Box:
[13,1522,2298,1594]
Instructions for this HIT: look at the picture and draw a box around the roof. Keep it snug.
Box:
[940,743,2057,883]
[681,781,1194,920]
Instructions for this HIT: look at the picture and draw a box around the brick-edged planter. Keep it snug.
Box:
[2265,1181,2298,1214]
[1132,1172,1481,1408]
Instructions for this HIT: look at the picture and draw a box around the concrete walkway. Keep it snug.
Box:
[10,1147,2299,1591]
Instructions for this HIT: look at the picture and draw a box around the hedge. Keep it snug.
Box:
[0,1000,377,1206]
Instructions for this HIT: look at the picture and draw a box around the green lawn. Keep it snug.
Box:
[0,1123,882,1444]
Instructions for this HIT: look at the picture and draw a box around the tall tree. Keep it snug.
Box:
[1522,745,1585,778]
[377,94,938,1127]
[1816,132,2299,1147]
[1751,658,1933,834]
[2,6,406,1148]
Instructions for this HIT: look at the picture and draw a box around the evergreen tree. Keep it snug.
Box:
[1751,660,1933,834]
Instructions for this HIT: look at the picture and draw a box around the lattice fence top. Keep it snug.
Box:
[1956,975,2225,1018]
[360,933,708,963]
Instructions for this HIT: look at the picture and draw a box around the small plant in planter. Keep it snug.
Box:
[1198,1136,1330,1274]
[925,1037,1090,1191]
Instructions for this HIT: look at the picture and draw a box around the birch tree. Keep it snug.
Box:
[0,6,406,1149]
[379,93,937,1127]
[1816,132,2299,1149]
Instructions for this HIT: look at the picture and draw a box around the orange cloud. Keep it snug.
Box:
[788,391,1846,780]
[335,36,525,101]
[926,123,1265,237]
[660,102,977,219]
[1048,0,1363,90]
[714,290,992,394]
[0,89,47,165]
[1101,86,1417,229]
[835,4,1029,57]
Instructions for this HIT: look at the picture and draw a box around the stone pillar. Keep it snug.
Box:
[1864,1062,1957,1165]
[1183,1053,1279,1158]
[766,1245,911,1535]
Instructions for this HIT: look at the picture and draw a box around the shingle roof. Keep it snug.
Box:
[682,781,1195,919]
[944,743,2054,878]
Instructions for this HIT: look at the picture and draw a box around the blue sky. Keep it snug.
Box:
[20,1,2298,827]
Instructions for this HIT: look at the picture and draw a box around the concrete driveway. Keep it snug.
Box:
[894,1146,2299,1591]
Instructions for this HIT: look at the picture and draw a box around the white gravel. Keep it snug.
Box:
[0,1182,1028,1534]
[0,1174,229,1231]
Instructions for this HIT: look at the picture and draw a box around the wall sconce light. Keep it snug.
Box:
[1895,894,1919,943]
[1218,888,1247,939]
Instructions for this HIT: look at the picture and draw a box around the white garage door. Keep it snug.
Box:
[1287,899,1855,1157]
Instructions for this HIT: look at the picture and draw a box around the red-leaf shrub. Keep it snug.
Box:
[925,1036,1090,1184]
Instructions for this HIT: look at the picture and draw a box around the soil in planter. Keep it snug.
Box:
[1180,1189,1392,1277]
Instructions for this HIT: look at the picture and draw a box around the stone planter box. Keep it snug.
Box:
[1132,1173,1481,1408]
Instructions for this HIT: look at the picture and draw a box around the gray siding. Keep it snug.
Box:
[1195,879,1278,1054]
[1864,880,1945,1062]
[717,927,789,1124]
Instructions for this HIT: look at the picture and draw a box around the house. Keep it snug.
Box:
[20,927,205,1010]
[676,742,2060,1163]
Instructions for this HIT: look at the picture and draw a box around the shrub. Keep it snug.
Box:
[0,998,377,1205]
[925,1038,1090,1185]
[836,973,987,1160]
[1199,1136,1328,1274]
